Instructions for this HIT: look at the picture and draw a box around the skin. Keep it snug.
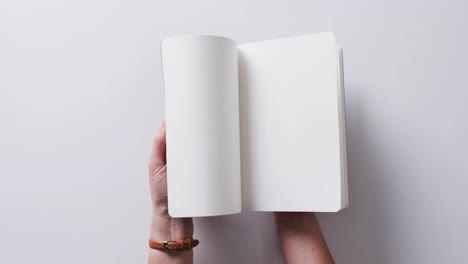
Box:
[148,120,334,264]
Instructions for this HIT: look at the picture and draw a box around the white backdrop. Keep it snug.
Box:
[1,0,467,263]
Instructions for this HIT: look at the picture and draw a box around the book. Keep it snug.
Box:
[161,32,348,217]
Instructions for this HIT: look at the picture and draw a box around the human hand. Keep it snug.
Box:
[148,119,171,215]
[147,120,332,264]
[274,212,334,264]
[148,120,193,263]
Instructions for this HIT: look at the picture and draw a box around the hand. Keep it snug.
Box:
[148,119,171,215]
[148,120,194,264]
[274,212,334,264]
[147,120,332,264]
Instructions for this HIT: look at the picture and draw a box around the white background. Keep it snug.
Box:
[1,0,467,263]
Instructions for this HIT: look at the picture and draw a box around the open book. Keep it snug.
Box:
[162,32,348,217]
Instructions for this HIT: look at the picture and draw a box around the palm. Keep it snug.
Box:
[148,121,169,209]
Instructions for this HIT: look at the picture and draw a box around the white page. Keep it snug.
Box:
[337,46,349,208]
[162,36,242,217]
[238,33,347,211]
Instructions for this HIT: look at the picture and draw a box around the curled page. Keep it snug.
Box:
[162,36,241,217]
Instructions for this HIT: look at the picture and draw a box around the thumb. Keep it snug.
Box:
[149,119,166,172]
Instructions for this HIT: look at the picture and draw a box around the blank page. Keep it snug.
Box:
[162,36,242,217]
[238,33,347,211]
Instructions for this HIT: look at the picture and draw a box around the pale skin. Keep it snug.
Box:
[148,120,334,264]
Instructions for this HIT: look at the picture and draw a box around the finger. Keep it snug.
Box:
[149,120,166,170]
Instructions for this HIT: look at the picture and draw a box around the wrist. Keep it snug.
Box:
[150,211,193,241]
